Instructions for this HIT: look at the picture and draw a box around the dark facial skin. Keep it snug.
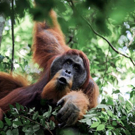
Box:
[56,69,73,91]
[50,54,87,90]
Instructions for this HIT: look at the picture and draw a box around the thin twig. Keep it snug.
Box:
[82,18,135,66]
[110,119,127,130]
[68,0,135,66]
[127,32,135,47]
[11,0,15,71]
[19,115,54,135]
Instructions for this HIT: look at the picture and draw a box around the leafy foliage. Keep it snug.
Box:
[0,94,135,135]
[0,103,58,135]
[80,95,135,135]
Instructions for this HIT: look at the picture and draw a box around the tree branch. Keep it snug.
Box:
[68,0,135,66]
[0,14,5,49]
[19,115,54,135]
[11,0,15,71]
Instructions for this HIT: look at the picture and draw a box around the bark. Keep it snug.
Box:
[0,14,5,49]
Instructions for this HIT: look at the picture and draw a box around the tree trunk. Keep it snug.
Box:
[0,14,5,49]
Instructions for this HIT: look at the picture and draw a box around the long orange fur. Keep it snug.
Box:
[0,10,99,121]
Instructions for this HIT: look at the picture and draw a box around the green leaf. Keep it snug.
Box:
[35,129,44,135]
[3,126,8,131]
[29,108,35,113]
[22,126,33,133]
[48,106,52,113]
[40,119,45,126]
[130,90,135,98]
[0,121,4,128]
[113,90,120,94]
[86,119,91,125]
[32,111,39,120]
[107,97,113,105]
[5,118,11,126]
[52,106,60,116]
[20,105,24,110]
[13,120,22,126]
[43,111,51,118]
[16,103,21,111]
[9,104,14,110]
[130,122,135,126]
[84,114,98,118]
[126,100,133,111]
[96,124,105,131]
[125,130,131,135]
[49,120,55,130]
[12,129,19,135]
[118,94,125,103]
[33,124,40,132]
[0,131,6,135]
[112,121,117,126]
[97,104,110,110]
[91,122,100,128]
[106,130,112,135]
[6,130,12,135]
[106,125,114,129]
[112,130,119,135]
[22,117,30,125]
[91,117,98,122]
[107,110,113,117]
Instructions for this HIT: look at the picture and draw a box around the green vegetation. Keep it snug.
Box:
[0,0,135,134]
